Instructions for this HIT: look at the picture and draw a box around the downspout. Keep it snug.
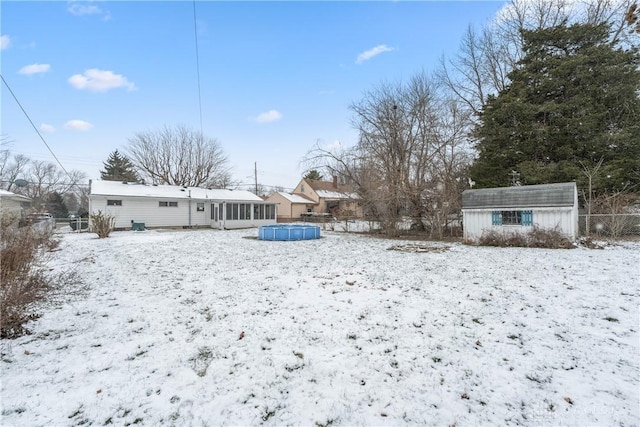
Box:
[188,190,192,227]
[88,179,92,230]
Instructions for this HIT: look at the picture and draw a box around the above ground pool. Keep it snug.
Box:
[258,224,321,241]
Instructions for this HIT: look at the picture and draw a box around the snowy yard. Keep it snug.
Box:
[1,228,638,426]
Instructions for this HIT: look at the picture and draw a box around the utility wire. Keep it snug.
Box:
[1,73,74,181]
[192,0,204,136]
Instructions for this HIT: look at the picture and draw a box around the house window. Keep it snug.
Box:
[492,210,533,226]
[253,204,269,220]
[107,200,122,206]
[265,204,275,220]
[236,203,252,220]
[226,203,244,220]
[197,202,204,212]
[159,201,178,207]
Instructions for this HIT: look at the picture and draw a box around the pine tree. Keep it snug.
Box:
[470,22,640,192]
[45,192,68,218]
[100,150,139,182]
[303,170,323,180]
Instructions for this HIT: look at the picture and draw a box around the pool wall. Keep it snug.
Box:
[258,224,321,241]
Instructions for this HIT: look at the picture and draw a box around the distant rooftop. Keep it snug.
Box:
[462,182,577,209]
[304,179,358,199]
[276,192,316,204]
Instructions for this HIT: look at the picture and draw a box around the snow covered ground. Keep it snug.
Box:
[1,228,638,426]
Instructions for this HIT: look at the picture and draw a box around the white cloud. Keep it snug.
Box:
[1,35,10,50]
[67,1,111,20]
[254,110,283,124]
[18,63,51,75]
[64,120,93,131]
[68,69,137,92]
[355,44,394,64]
[40,123,55,133]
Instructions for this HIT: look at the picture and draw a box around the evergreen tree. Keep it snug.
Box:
[45,191,68,218]
[303,170,323,180]
[100,150,139,182]
[470,22,640,192]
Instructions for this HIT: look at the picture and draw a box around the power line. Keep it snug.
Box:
[192,0,204,135]
[1,73,75,182]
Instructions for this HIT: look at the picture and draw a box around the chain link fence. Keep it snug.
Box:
[579,214,640,238]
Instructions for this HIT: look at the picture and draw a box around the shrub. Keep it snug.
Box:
[528,226,573,249]
[1,218,56,339]
[90,210,115,238]
[476,230,503,247]
[475,226,573,249]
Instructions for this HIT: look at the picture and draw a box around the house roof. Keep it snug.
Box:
[90,180,265,202]
[304,179,358,199]
[276,192,316,204]
[462,182,577,209]
[0,190,32,202]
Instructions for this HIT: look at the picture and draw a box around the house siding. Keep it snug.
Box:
[91,196,212,229]
[264,193,311,220]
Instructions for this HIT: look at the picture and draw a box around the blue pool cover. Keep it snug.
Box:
[258,224,321,241]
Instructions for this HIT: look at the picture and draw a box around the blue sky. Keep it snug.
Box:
[1,0,506,191]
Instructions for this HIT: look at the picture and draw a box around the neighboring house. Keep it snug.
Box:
[89,180,277,230]
[264,192,317,222]
[292,176,362,218]
[0,189,32,219]
[462,182,579,241]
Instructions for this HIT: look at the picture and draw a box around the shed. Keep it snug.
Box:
[89,180,277,230]
[462,182,579,241]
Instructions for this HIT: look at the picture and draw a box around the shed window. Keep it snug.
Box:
[492,210,533,226]
[196,202,204,212]
[107,199,122,206]
[159,201,178,207]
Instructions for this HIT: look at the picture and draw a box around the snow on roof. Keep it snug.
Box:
[462,182,577,209]
[90,180,264,202]
[0,189,31,201]
[277,192,315,204]
[315,189,359,199]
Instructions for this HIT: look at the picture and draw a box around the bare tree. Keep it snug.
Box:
[422,99,474,238]
[127,124,232,188]
[305,72,474,236]
[14,161,87,209]
[0,153,30,192]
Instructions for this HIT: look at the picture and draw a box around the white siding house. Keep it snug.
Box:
[89,180,277,230]
[0,190,32,218]
[462,182,579,242]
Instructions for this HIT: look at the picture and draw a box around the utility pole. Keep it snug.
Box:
[254,162,258,195]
